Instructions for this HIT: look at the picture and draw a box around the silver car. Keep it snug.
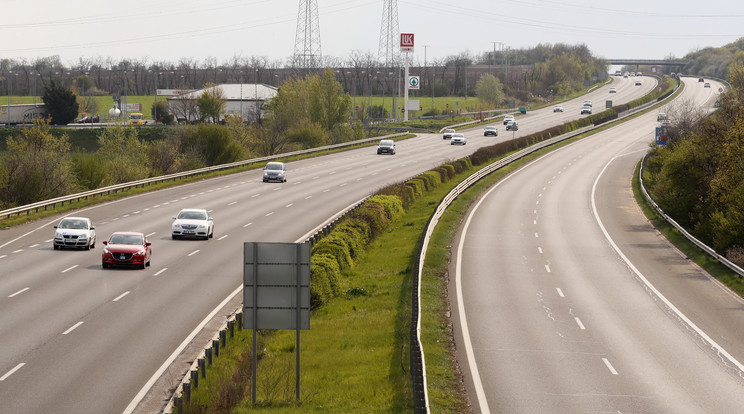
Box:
[54,217,96,250]
[263,162,287,183]
[450,133,467,145]
[442,129,456,139]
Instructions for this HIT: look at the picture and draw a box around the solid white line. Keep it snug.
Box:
[534,232,539,238]
[251,193,261,197]
[323,189,330,192]
[217,235,228,241]
[61,265,78,273]
[153,268,168,276]
[133,210,141,214]
[123,214,130,218]
[113,291,130,302]
[62,321,84,335]
[8,287,30,298]
[538,247,543,254]
[592,154,744,375]
[545,264,551,273]
[187,250,200,257]
[602,358,619,375]
[122,285,243,414]
[574,317,586,330]
[533,220,537,225]
[227,201,237,206]
[265,212,274,217]
[305,196,312,199]
[285,203,294,208]
[29,244,39,248]
[0,255,6,259]
[243,222,253,228]
[556,288,565,297]
[146,232,156,237]
[13,249,23,254]
[45,239,54,242]
[0,363,25,381]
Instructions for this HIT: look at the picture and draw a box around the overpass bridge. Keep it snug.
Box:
[608,59,689,71]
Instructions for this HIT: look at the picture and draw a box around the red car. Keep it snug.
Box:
[102,232,151,269]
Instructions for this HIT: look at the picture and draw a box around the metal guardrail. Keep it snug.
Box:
[0,132,408,219]
[639,154,744,277]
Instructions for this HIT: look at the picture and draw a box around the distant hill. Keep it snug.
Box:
[683,37,744,79]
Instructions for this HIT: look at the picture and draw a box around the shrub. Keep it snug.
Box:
[377,183,416,209]
[406,178,426,196]
[310,253,341,308]
[312,233,354,270]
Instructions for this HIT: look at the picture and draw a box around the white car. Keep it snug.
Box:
[450,133,466,145]
[581,105,592,115]
[635,80,643,86]
[609,87,617,93]
[442,128,455,139]
[263,161,287,182]
[54,217,95,250]
[503,114,515,125]
[583,100,592,107]
[553,105,564,112]
[505,121,518,131]
[172,208,214,240]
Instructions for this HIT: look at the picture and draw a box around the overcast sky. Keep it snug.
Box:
[1,0,742,67]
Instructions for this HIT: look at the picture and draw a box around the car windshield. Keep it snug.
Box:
[379,140,393,146]
[266,163,283,171]
[109,234,143,245]
[59,219,88,229]
[445,129,455,133]
[178,210,207,220]
[485,126,496,130]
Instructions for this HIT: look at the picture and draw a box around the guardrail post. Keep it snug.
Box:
[220,329,227,347]
[213,339,220,357]
[228,320,235,338]
[206,347,213,366]
[190,369,199,389]
[174,396,183,412]
[198,358,206,379]
[182,382,191,404]
[237,312,243,331]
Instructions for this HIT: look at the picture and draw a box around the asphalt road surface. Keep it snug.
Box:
[0,76,652,413]
[450,77,744,413]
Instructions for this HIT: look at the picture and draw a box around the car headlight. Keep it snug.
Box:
[78,234,87,240]
[55,232,63,239]
[134,249,146,255]
[103,247,111,254]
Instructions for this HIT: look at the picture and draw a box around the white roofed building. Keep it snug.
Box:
[166,83,278,123]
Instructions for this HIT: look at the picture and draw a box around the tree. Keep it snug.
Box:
[96,125,150,184]
[0,118,77,207]
[196,83,225,123]
[475,74,504,107]
[42,80,79,125]
[308,68,352,131]
[151,99,174,124]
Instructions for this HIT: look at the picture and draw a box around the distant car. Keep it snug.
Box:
[377,139,396,155]
[637,72,642,76]
[483,126,499,136]
[503,114,515,125]
[102,232,151,269]
[583,100,592,107]
[635,80,642,86]
[704,82,711,88]
[553,105,564,112]
[442,128,455,139]
[54,217,95,250]
[609,87,617,93]
[698,77,704,82]
[263,161,287,183]
[630,72,635,76]
[660,120,672,127]
[657,113,668,122]
[128,112,146,125]
[505,121,518,131]
[172,208,214,240]
[581,105,592,114]
[450,133,467,145]
[614,70,621,76]
[77,115,99,123]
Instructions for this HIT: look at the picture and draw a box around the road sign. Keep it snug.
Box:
[400,33,414,52]
[408,76,420,90]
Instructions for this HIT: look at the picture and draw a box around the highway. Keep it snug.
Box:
[0,76,651,413]
[451,77,744,413]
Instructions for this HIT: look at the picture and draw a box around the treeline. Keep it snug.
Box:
[681,37,744,80]
[0,70,363,209]
[644,65,744,266]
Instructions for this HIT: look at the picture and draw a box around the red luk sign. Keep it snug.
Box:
[400,33,414,52]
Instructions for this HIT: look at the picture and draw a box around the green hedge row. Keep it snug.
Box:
[309,159,470,308]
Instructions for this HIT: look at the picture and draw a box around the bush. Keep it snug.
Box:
[312,233,354,270]
[310,253,341,308]
[377,183,416,209]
